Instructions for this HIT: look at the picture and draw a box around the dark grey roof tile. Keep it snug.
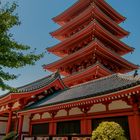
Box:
[26,73,140,110]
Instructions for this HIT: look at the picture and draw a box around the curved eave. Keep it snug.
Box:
[0,74,66,105]
[96,0,126,24]
[18,75,140,115]
[0,79,64,105]
[51,5,129,41]
[44,39,138,74]
[63,62,113,86]
[48,21,133,57]
[53,0,125,25]
[95,20,133,54]
[52,0,89,25]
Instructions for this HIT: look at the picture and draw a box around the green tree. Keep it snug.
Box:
[0,2,43,91]
[92,122,127,140]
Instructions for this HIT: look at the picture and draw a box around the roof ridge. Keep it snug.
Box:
[70,73,140,89]
[70,73,119,89]
[117,73,140,81]
[17,72,58,90]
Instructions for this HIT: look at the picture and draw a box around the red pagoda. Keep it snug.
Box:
[44,0,138,87]
[0,1,140,140]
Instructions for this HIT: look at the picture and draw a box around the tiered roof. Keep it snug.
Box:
[53,0,126,25]
[51,5,129,41]
[44,0,138,87]
[45,39,137,74]
[48,20,132,57]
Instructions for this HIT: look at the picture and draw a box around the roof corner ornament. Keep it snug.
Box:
[133,70,138,77]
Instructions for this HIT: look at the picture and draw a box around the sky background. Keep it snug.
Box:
[0,0,140,95]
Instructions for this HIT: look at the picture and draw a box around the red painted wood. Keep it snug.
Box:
[49,121,56,135]
[29,108,136,138]
[18,115,24,140]
[0,120,7,122]
[0,79,64,108]
[133,112,140,140]
[18,86,140,116]
[81,118,92,135]
[53,0,125,24]
[6,111,13,134]
[128,116,136,140]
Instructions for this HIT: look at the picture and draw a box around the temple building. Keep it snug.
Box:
[0,0,140,140]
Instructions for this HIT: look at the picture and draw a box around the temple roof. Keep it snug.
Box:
[25,73,140,110]
[0,72,62,99]
[15,72,61,93]
[48,20,133,56]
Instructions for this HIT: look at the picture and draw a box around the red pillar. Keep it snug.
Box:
[49,121,56,135]
[81,118,92,135]
[128,116,136,140]
[128,102,140,140]
[6,111,13,134]
[133,113,140,140]
[18,115,24,140]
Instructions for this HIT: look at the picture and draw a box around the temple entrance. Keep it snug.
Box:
[32,123,49,136]
[92,116,130,140]
[57,120,81,135]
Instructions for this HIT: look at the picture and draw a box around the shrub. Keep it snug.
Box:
[2,131,17,140]
[92,122,127,140]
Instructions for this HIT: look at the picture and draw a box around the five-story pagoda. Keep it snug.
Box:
[44,0,138,87]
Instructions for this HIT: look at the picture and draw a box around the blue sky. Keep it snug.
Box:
[1,0,140,94]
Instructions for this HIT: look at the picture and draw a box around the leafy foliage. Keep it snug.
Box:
[2,131,17,140]
[0,2,43,91]
[92,122,127,140]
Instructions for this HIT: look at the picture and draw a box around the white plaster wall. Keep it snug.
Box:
[109,100,131,110]
[0,122,7,134]
[0,117,8,121]
[69,107,83,115]
[12,116,17,119]
[5,105,9,110]
[0,136,5,140]
[55,109,67,117]
[89,103,106,113]
[0,106,5,112]
[32,114,40,120]
[42,112,51,119]
[12,102,20,109]
[22,115,30,132]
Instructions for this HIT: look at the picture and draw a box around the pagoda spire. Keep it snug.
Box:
[44,0,138,87]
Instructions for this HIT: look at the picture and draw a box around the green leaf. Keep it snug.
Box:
[0,1,43,91]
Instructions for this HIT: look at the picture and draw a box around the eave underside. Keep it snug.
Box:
[0,72,66,106]
[45,40,138,75]
[63,63,113,86]
[48,21,133,57]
